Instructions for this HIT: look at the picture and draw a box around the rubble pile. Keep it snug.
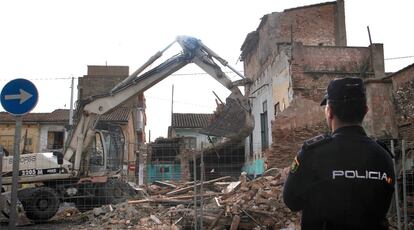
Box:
[57,168,299,229]
[65,201,179,229]
[219,169,300,229]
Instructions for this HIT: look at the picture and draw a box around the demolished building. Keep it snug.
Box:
[240,0,397,171]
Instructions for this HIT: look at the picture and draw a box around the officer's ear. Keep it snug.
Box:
[326,104,334,120]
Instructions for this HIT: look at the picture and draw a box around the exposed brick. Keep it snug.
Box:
[399,122,414,151]
[241,2,344,81]
[78,65,143,108]
[266,98,329,168]
[290,44,373,106]
[87,65,129,76]
[390,64,414,90]
[388,65,414,147]
[364,80,398,138]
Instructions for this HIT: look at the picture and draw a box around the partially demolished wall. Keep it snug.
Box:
[393,73,414,149]
[266,97,329,168]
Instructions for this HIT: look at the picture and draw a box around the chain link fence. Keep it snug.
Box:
[2,137,291,229]
[3,137,413,229]
[389,139,414,230]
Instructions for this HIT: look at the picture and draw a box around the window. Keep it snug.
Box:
[90,133,104,166]
[263,101,267,113]
[249,135,253,158]
[160,167,170,173]
[274,102,280,116]
[261,100,269,151]
[184,137,197,150]
[47,131,64,149]
[89,132,105,174]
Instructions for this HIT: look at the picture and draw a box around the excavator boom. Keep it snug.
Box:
[64,36,254,173]
[1,36,254,223]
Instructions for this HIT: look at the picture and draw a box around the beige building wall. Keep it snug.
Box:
[0,123,41,154]
[271,51,293,112]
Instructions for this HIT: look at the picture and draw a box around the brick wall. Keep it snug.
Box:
[391,65,414,90]
[266,97,329,168]
[298,45,371,72]
[242,2,342,80]
[78,65,144,109]
[280,3,337,46]
[364,80,398,138]
[262,44,378,169]
[291,44,372,103]
[87,65,129,76]
[390,66,414,146]
[78,75,127,99]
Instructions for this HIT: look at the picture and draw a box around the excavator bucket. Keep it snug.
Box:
[200,96,254,142]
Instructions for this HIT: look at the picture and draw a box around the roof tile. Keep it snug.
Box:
[0,108,130,123]
[171,113,213,128]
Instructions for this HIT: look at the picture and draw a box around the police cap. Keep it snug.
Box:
[320,77,366,106]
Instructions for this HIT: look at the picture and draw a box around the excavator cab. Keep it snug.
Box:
[83,129,124,176]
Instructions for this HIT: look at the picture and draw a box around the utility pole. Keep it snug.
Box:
[367,26,374,70]
[170,84,174,138]
[69,77,74,127]
[0,146,3,214]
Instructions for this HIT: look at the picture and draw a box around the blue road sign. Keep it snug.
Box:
[1,78,38,116]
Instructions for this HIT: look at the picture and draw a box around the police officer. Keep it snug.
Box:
[283,77,395,230]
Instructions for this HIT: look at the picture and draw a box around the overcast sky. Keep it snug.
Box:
[1,0,413,141]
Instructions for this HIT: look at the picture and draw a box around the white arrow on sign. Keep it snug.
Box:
[4,89,33,104]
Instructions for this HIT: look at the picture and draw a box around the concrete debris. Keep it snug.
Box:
[49,168,300,229]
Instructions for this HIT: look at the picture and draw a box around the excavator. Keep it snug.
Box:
[0,36,254,222]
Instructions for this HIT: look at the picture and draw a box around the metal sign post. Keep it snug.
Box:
[0,146,3,186]
[9,116,22,228]
[1,78,38,228]
[0,146,3,212]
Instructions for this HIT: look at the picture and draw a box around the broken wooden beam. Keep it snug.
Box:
[128,192,221,204]
[223,181,241,194]
[166,176,231,196]
[230,215,241,230]
[153,180,177,189]
[207,209,225,230]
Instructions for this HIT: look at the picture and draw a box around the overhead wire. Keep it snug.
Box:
[0,70,245,82]
[384,55,414,60]
[145,95,218,109]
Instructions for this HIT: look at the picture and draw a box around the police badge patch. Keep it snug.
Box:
[290,156,300,173]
